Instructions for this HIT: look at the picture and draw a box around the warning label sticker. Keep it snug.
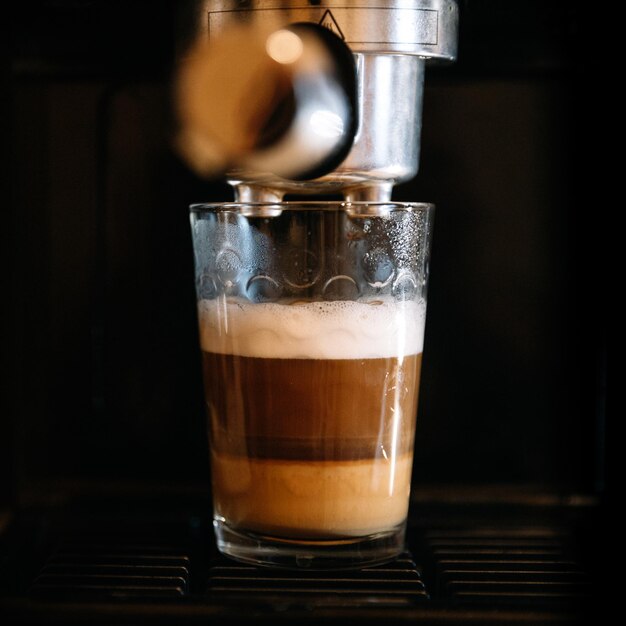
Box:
[318,9,345,40]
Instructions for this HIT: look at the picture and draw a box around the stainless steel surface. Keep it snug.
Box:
[180,1,458,201]
[201,0,458,60]
[228,53,425,202]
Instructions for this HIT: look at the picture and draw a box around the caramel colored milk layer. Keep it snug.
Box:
[212,452,413,538]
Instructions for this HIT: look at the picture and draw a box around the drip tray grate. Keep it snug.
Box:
[206,552,428,605]
[421,528,593,607]
[29,541,191,598]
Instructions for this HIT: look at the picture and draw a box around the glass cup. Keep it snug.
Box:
[190,201,434,569]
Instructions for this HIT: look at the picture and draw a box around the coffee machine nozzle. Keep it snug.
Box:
[175,0,458,202]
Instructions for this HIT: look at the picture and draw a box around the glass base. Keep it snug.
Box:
[213,519,406,570]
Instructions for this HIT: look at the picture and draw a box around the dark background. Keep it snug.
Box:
[3,1,607,514]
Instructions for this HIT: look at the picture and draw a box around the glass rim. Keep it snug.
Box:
[190,200,434,217]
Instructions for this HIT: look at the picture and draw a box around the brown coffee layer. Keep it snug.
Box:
[202,353,421,461]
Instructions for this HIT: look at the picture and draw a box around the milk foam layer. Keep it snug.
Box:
[198,298,425,359]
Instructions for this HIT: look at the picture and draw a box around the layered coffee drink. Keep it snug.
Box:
[199,297,425,540]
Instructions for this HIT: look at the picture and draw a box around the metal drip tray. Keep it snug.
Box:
[0,497,601,624]
[207,552,428,605]
[30,542,191,598]
[420,529,593,608]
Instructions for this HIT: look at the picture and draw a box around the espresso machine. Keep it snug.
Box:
[175,0,458,202]
[1,0,605,623]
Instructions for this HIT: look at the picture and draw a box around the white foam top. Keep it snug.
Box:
[198,298,425,359]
